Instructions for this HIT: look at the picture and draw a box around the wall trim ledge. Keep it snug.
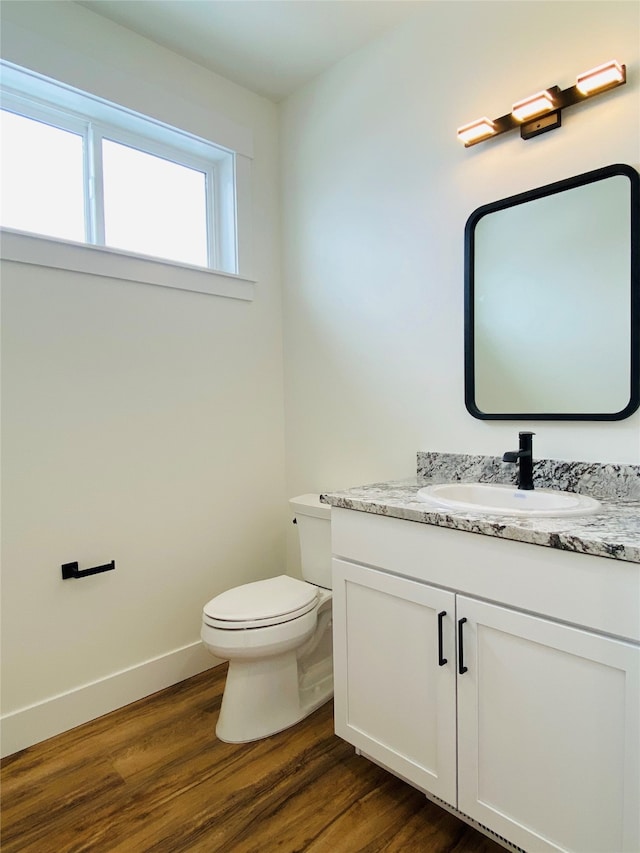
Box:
[0,228,257,300]
[0,641,222,757]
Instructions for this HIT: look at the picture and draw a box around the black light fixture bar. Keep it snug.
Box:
[458,61,626,147]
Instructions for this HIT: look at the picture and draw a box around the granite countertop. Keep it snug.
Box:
[323,453,640,564]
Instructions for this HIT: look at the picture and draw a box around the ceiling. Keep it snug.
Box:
[77,1,422,102]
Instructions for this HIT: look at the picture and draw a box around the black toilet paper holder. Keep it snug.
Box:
[61,560,115,580]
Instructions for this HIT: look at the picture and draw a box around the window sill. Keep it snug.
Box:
[0,229,256,300]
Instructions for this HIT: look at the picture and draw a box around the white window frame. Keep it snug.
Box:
[0,61,255,300]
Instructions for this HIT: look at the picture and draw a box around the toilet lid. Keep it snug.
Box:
[203,575,318,629]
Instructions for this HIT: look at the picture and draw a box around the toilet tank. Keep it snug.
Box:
[289,494,332,589]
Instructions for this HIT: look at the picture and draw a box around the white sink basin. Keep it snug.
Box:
[416,482,601,517]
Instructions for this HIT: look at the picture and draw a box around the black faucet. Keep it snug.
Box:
[502,431,535,490]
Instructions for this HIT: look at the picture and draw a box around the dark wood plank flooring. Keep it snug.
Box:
[1,665,504,852]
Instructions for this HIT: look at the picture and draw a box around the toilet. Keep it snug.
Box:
[201,494,333,743]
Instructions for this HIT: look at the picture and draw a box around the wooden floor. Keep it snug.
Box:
[1,665,504,853]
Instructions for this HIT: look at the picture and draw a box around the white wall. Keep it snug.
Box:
[281,0,640,506]
[1,2,286,753]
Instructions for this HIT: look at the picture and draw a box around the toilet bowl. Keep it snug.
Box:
[201,495,333,743]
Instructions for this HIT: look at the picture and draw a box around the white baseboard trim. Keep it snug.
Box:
[1,641,223,757]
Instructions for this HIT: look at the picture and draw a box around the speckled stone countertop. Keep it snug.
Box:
[323,453,640,564]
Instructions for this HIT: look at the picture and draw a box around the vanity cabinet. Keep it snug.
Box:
[332,508,640,853]
[332,560,457,804]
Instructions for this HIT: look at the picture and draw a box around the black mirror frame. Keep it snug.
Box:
[464,163,640,421]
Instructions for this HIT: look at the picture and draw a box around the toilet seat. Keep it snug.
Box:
[203,575,318,630]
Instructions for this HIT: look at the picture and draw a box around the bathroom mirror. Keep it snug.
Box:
[464,163,639,420]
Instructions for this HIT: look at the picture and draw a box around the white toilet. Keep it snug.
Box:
[201,494,333,743]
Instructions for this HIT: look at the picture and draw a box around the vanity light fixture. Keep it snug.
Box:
[457,117,497,145]
[576,60,626,95]
[511,89,557,122]
[457,60,626,147]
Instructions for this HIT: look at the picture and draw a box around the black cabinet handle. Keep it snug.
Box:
[458,617,468,674]
[437,610,447,666]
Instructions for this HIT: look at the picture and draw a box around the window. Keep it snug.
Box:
[101,139,209,267]
[1,110,86,242]
[0,61,253,298]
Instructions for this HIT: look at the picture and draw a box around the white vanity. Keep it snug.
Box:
[326,454,640,853]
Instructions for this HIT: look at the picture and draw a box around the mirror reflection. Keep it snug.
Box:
[465,164,639,421]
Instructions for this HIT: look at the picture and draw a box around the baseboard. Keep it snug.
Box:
[0,642,223,757]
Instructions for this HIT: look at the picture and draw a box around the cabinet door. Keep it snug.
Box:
[333,559,457,805]
[457,596,640,853]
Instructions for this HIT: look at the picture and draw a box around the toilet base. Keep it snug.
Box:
[215,649,333,743]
